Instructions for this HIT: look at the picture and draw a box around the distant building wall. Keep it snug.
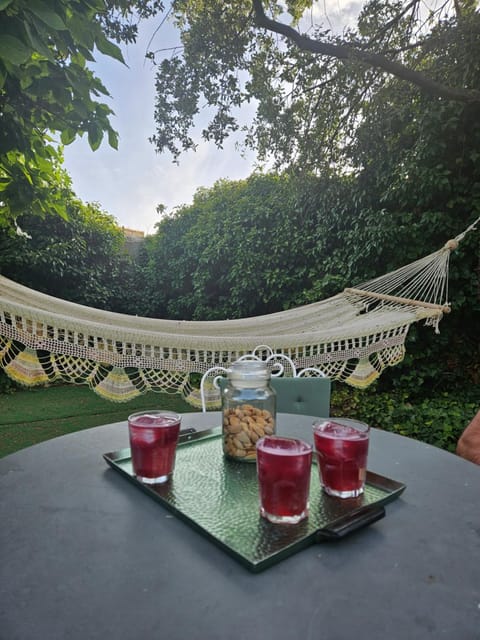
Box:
[122,227,145,258]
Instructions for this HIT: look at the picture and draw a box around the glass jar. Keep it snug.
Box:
[221,360,276,462]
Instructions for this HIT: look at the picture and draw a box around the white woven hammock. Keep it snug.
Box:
[0,219,478,405]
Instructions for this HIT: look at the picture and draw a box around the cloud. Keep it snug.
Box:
[303,0,363,34]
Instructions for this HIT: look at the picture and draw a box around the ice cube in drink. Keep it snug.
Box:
[128,411,181,484]
[313,418,369,498]
[256,435,312,524]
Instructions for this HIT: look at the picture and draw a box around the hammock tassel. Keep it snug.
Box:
[345,358,381,389]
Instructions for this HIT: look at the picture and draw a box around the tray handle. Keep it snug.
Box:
[315,505,385,541]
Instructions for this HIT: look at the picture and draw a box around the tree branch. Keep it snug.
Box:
[251,0,480,103]
[366,0,420,46]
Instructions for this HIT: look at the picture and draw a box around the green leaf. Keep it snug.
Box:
[18,163,34,186]
[0,0,14,9]
[70,98,90,119]
[0,35,31,65]
[51,201,69,221]
[28,0,66,31]
[107,128,119,150]
[67,16,95,52]
[60,128,77,145]
[23,20,54,60]
[0,177,12,192]
[95,33,126,65]
[87,123,103,151]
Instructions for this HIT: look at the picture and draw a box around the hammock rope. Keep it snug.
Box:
[1,217,478,405]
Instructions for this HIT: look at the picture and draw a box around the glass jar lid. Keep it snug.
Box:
[227,360,270,386]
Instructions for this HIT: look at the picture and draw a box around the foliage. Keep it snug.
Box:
[343,18,480,390]
[330,383,480,453]
[139,172,340,320]
[0,0,163,229]
[0,190,139,313]
[139,14,480,390]
[150,1,480,168]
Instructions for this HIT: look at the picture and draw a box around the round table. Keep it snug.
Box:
[1,412,479,639]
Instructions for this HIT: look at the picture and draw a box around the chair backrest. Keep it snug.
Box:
[271,376,331,417]
[217,376,331,418]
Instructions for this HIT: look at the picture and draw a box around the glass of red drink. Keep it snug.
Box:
[128,410,182,484]
[256,435,312,524]
[313,418,370,498]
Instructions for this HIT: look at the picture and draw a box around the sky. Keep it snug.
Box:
[62,18,257,235]
[62,3,362,235]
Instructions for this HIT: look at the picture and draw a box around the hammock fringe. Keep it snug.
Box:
[1,220,478,404]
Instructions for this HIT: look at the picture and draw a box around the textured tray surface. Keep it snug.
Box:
[104,429,405,571]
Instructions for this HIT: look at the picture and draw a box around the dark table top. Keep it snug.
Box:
[1,412,480,640]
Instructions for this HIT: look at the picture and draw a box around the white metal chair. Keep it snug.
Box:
[200,344,330,416]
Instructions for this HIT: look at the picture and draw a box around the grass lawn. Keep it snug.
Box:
[0,384,194,458]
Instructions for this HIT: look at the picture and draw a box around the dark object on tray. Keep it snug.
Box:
[104,427,405,572]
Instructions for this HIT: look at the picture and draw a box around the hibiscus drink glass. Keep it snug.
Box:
[128,410,182,484]
[256,435,312,524]
[313,418,370,498]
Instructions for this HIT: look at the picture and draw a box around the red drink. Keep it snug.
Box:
[128,411,181,484]
[313,419,370,498]
[256,436,312,524]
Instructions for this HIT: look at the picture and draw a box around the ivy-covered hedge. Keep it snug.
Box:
[331,384,480,453]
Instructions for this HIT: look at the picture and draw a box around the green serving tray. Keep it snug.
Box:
[104,427,406,572]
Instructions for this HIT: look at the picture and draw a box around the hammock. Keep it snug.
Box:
[0,219,478,406]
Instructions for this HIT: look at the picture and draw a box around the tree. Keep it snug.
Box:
[150,1,480,169]
[0,0,164,229]
[142,7,480,388]
[251,0,480,102]
[0,188,140,313]
[142,173,337,320]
